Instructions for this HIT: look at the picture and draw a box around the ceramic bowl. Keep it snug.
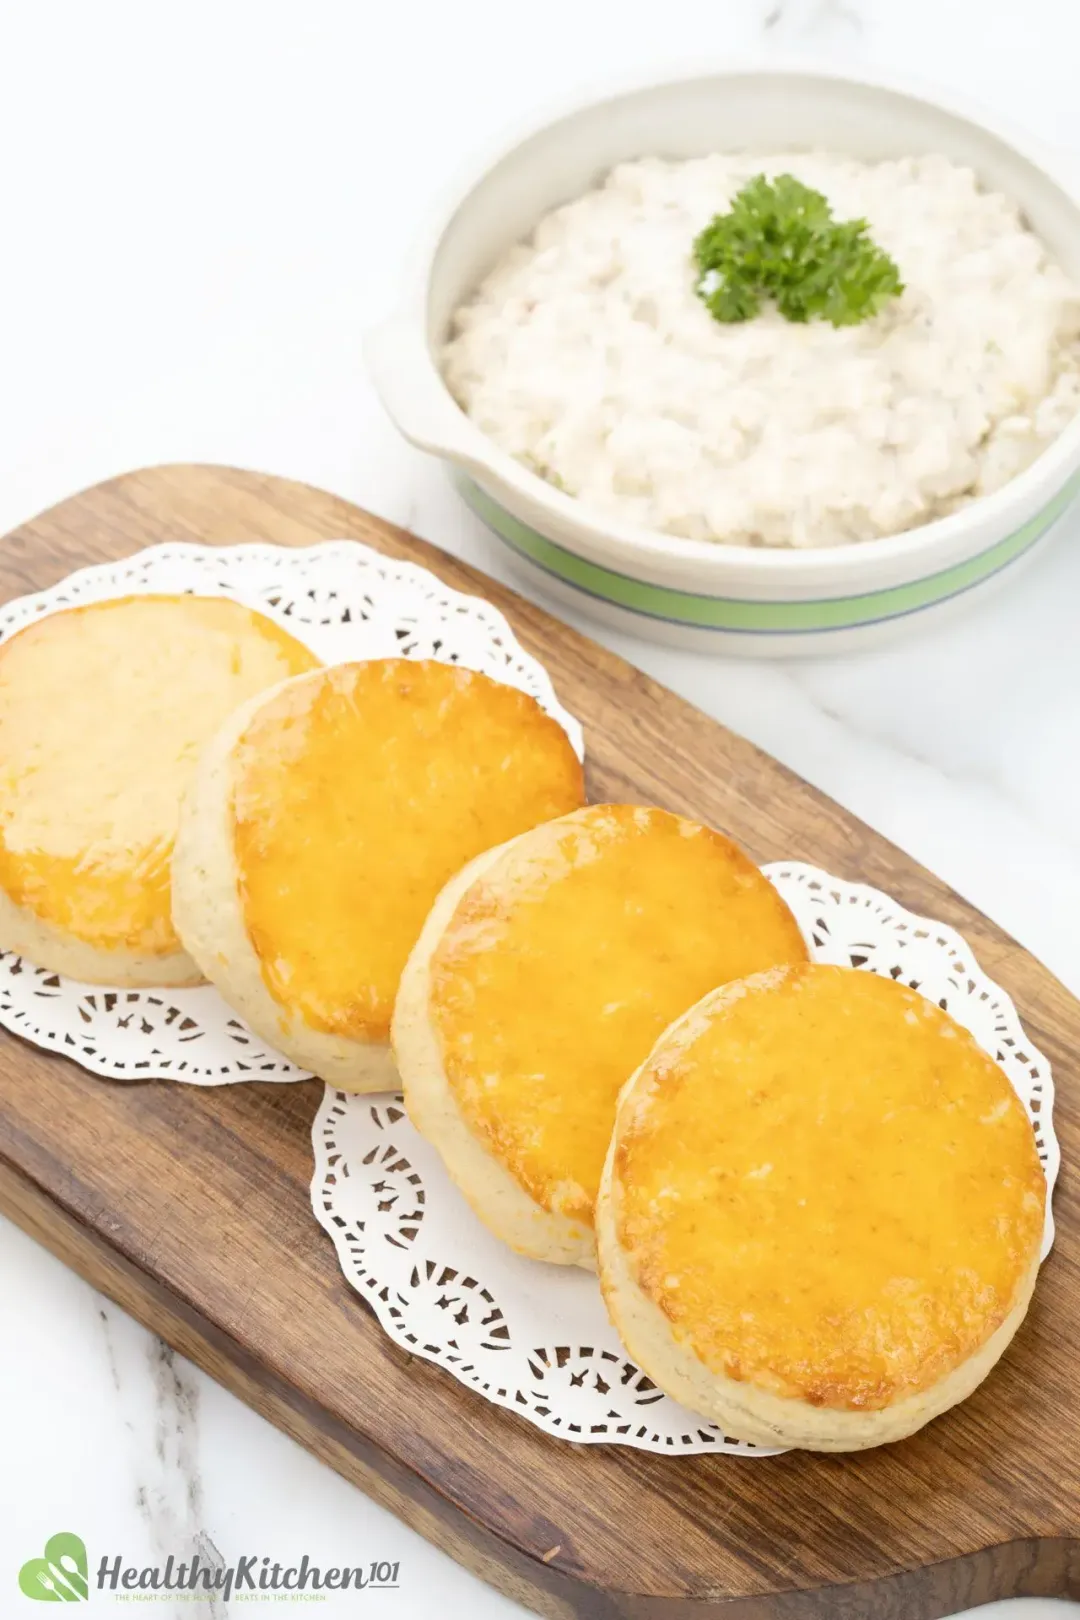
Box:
[366,66,1080,656]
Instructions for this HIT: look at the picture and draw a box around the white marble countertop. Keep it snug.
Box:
[1,1,1077,1615]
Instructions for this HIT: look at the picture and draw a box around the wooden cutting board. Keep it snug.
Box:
[0,465,1077,1620]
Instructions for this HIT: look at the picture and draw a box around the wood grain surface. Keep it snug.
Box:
[0,464,1076,1620]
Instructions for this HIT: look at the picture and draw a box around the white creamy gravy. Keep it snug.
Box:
[443,153,1080,549]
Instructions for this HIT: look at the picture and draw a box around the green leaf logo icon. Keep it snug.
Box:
[18,1534,88,1602]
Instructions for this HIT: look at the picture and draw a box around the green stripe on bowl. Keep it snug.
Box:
[457,473,1080,634]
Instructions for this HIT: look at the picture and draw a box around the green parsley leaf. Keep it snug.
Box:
[693,173,904,328]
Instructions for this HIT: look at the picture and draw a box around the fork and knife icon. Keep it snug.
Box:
[18,1533,89,1603]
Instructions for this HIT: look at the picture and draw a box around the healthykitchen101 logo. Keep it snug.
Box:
[18,1532,401,1603]
[19,1534,89,1602]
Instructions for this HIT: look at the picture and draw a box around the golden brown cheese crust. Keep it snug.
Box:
[230,659,585,1041]
[613,963,1046,1411]
[429,805,809,1225]
[0,595,317,958]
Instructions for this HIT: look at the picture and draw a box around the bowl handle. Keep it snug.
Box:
[364,314,496,480]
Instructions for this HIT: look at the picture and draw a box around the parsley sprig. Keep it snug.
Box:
[693,173,904,328]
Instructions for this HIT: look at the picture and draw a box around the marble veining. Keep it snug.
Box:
[97,1305,225,1619]
[762,0,863,38]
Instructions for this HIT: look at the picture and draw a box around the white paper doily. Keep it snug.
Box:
[312,861,1058,1455]
[0,541,582,1085]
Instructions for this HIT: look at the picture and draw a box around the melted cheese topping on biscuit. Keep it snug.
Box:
[0,595,317,956]
[613,963,1046,1410]
[430,805,808,1224]
[231,659,584,1042]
